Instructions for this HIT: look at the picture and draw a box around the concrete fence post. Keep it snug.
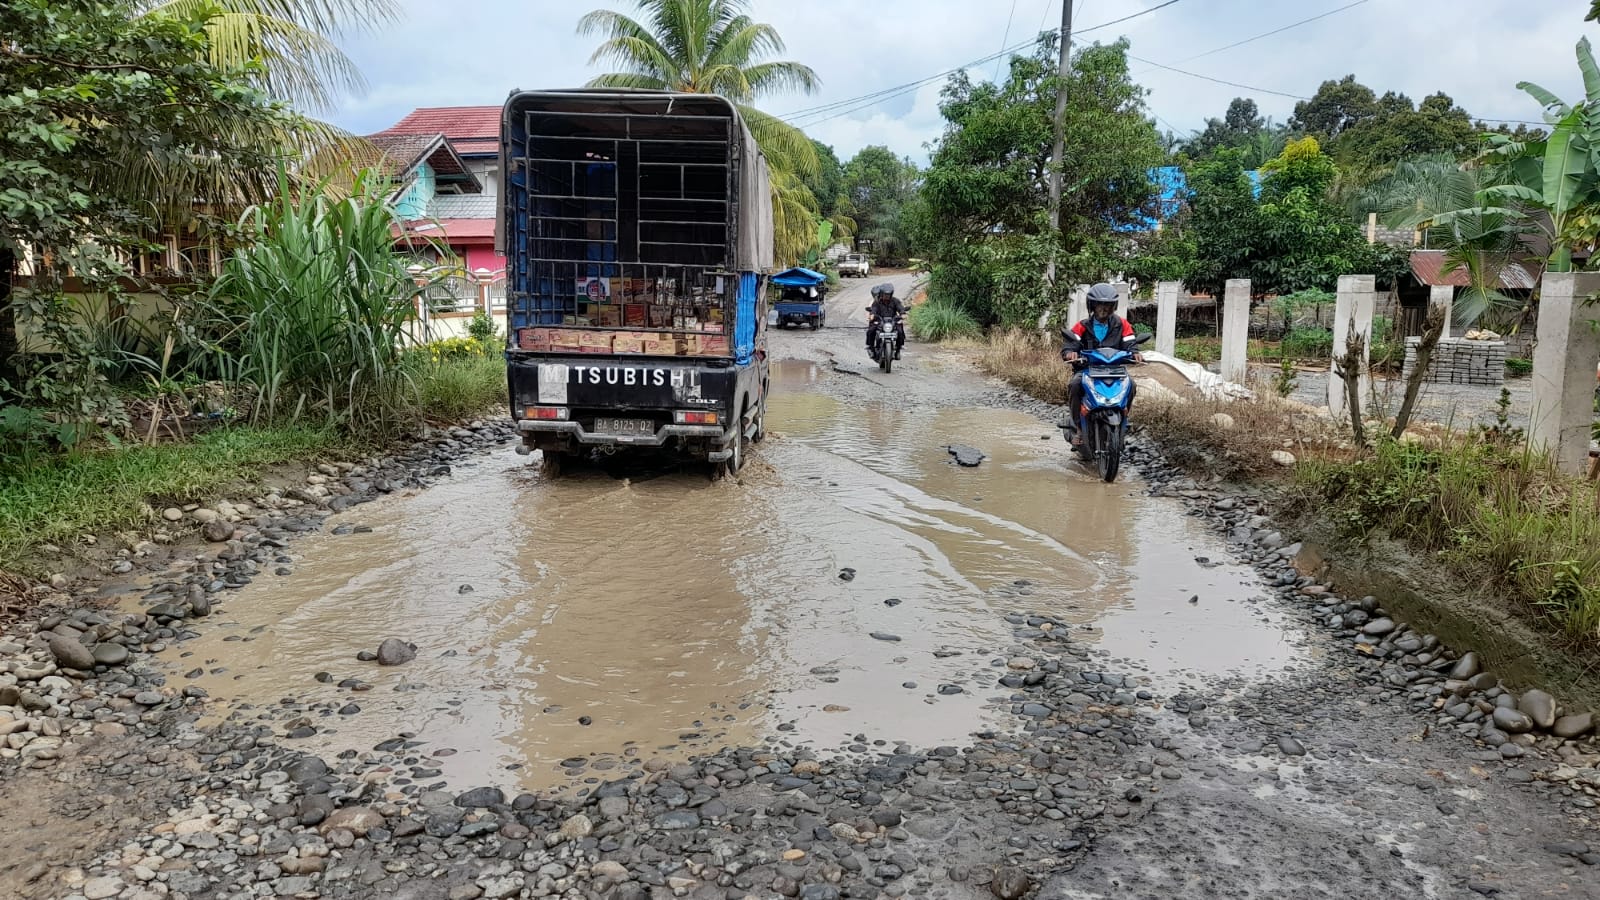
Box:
[1429,284,1455,339]
[1155,281,1181,358]
[1068,284,1089,326]
[1113,281,1130,320]
[1220,279,1251,384]
[1530,272,1600,474]
[1328,274,1376,420]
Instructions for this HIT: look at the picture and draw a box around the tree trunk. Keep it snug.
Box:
[1333,325,1367,448]
[1390,305,1447,440]
[0,247,16,395]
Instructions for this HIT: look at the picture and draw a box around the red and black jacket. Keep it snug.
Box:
[1061,315,1136,358]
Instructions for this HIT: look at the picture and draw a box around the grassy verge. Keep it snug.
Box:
[1296,438,1600,645]
[0,352,506,574]
[0,425,341,570]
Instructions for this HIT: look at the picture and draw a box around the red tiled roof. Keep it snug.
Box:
[393,218,497,244]
[1410,250,1537,290]
[380,106,500,155]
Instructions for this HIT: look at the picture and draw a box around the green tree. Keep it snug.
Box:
[1479,36,1600,272]
[802,140,847,219]
[1335,91,1478,175]
[576,0,823,261]
[1171,137,1403,298]
[1290,74,1378,142]
[1252,137,1396,294]
[842,146,920,264]
[1180,149,1260,297]
[1,0,290,400]
[1184,98,1267,160]
[920,36,1162,326]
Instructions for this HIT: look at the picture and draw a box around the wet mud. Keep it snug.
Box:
[152,357,1299,791]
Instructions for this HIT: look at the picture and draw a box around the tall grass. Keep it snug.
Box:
[908,296,982,342]
[409,338,506,422]
[978,329,1072,400]
[206,169,439,435]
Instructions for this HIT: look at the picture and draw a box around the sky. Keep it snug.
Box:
[324,0,1589,164]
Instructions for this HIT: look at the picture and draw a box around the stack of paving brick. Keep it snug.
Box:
[1403,337,1506,386]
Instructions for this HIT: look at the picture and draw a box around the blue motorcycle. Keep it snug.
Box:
[1063,334,1152,482]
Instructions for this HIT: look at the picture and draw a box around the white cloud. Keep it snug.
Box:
[326,0,1591,161]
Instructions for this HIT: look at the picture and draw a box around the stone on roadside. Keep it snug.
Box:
[1491,706,1534,735]
[1449,652,1481,680]
[91,643,129,666]
[591,860,629,880]
[947,445,986,467]
[990,866,1032,900]
[1270,450,1296,467]
[161,507,183,522]
[202,519,234,542]
[1553,713,1594,739]
[83,875,124,900]
[559,813,593,840]
[376,638,416,666]
[1210,412,1236,430]
[46,634,95,670]
[319,806,385,836]
[1517,690,1558,730]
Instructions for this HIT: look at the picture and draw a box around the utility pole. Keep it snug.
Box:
[1044,0,1073,288]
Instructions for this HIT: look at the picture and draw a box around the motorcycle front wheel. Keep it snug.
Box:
[1094,418,1122,482]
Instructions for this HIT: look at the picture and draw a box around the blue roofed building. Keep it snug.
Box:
[1119,165,1263,232]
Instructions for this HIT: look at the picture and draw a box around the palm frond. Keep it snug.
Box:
[143,0,395,112]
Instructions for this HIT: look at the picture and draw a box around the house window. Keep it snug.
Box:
[175,234,216,277]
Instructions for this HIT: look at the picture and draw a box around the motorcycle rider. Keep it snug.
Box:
[866,283,907,359]
[1061,283,1141,446]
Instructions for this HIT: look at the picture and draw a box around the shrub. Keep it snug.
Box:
[909,296,982,342]
[1282,327,1333,359]
[205,169,439,435]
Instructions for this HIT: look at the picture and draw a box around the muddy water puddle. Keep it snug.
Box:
[146,362,1301,791]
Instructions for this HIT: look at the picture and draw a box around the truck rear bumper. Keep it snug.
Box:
[516,419,733,450]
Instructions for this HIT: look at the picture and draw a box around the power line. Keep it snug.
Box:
[1163,0,1368,68]
[1037,0,1057,34]
[994,0,1021,82]
[778,0,1184,127]
[1129,54,1310,100]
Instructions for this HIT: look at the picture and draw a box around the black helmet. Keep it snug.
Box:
[871,283,894,298]
[1086,282,1118,312]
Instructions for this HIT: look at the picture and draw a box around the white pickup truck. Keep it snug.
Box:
[838,252,871,278]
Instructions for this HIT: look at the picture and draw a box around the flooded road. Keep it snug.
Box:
[151,354,1300,792]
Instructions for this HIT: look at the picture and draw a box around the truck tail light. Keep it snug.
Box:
[674,411,719,425]
[523,406,569,420]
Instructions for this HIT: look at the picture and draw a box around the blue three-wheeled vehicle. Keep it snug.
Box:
[771,266,827,330]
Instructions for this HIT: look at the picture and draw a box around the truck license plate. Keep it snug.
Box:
[594,417,653,436]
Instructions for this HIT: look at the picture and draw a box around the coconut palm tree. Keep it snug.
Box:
[141,0,397,114]
[129,0,398,223]
[1354,154,1530,329]
[577,0,824,262]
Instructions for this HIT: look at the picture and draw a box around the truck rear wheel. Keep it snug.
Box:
[715,401,750,479]
[539,449,572,478]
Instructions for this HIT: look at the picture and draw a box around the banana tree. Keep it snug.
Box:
[1473,36,1600,273]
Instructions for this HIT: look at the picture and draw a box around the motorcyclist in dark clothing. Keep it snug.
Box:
[866,283,907,359]
[1061,282,1141,446]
